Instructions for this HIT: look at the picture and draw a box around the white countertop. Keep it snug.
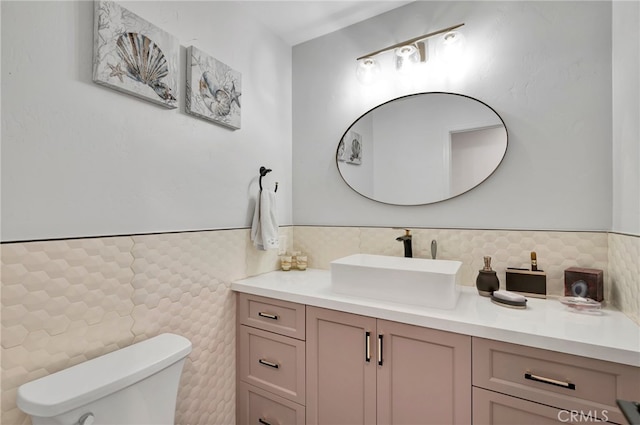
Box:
[232,269,640,367]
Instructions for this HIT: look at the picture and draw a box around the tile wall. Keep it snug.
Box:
[1,226,638,425]
[1,228,292,425]
[293,227,611,298]
[609,232,640,325]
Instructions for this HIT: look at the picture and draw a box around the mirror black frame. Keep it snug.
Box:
[336,92,508,206]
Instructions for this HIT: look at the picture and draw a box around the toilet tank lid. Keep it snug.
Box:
[16,333,192,418]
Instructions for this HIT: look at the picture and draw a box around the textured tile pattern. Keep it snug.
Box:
[1,226,634,425]
[609,233,640,325]
[294,226,609,297]
[130,231,246,425]
[1,238,135,425]
[293,226,361,268]
[1,228,288,425]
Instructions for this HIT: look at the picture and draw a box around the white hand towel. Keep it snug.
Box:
[250,190,279,251]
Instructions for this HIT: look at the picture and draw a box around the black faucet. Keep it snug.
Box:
[396,229,413,258]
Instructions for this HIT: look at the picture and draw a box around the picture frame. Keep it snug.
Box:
[186,46,242,129]
[346,131,362,165]
[93,0,179,109]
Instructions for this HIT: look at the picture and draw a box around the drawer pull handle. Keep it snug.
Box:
[258,359,280,369]
[365,331,371,363]
[378,334,384,366]
[525,373,576,390]
[258,312,279,320]
[258,418,272,425]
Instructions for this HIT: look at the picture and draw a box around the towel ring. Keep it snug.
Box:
[259,166,278,192]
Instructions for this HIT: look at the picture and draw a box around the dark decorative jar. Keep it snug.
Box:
[476,256,500,296]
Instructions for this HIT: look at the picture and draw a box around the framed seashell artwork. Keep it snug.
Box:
[345,130,362,165]
[186,46,242,129]
[93,1,179,109]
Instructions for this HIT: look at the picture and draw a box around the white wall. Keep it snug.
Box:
[612,1,640,236]
[1,1,293,242]
[372,97,450,204]
[292,1,613,231]
[451,126,507,196]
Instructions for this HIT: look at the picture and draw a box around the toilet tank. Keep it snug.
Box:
[17,333,192,425]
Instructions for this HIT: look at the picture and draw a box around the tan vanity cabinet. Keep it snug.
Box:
[306,306,471,425]
[472,337,640,424]
[236,292,640,425]
[237,294,306,425]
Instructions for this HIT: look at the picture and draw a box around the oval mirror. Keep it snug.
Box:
[337,92,508,205]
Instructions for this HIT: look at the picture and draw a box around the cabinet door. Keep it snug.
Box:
[238,382,305,425]
[473,387,605,424]
[239,325,306,404]
[472,337,640,425]
[306,306,377,425]
[377,319,471,425]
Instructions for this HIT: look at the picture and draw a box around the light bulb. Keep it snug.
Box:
[356,57,381,85]
[394,44,420,73]
[441,30,466,66]
[442,30,465,51]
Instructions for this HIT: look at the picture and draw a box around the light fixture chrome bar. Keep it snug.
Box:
[356,23,465,61]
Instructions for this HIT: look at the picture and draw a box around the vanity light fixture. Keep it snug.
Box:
[355,22,465,84]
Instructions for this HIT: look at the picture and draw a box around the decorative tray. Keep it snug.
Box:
[558,296,602,311]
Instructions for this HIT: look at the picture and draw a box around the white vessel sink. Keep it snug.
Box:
[330,254,462,309]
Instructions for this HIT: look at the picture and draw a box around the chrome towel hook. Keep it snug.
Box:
[259,166,278,192]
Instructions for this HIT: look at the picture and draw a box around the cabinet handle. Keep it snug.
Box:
[258,359,280,369]
[524,372,576,390]
[365,331,371,363]
[258,418,272,425]
[378,334,384,366]
[258,312,279,320]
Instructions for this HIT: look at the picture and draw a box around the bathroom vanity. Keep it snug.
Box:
[233,269,640,425]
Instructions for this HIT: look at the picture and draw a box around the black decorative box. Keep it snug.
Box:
[506,268,547,298]
[564,267,603,301]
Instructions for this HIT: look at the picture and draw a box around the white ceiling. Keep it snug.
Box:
[239,1,414,46]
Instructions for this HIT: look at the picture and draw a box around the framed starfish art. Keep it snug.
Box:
[92,1,179,108]
[186,46,242,129]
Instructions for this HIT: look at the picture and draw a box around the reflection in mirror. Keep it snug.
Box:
[337,92,507,205]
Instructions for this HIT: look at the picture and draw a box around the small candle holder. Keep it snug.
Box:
[296,254,308,271]
[280,255,292,271]
[291,251,300,269]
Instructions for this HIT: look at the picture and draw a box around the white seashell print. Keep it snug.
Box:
[92,1,178,108]
[199,71,231,117]
[185,45,241,129]
[116,32,175,102]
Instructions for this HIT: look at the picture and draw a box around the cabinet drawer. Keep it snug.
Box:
[473,387,610,424]
[472,337,640,424]
[238,293,306,340]
[238,382,305,425]
[239,325,306,404]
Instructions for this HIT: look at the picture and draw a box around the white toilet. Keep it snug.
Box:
[16,333,192,425]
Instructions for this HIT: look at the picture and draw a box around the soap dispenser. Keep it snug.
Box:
[476,256,500,296]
